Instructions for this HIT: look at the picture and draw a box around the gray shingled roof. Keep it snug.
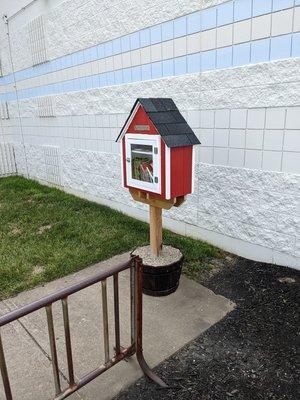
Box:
[116,98,201,148]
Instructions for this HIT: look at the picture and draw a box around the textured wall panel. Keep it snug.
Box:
[0,142,16,176]
[43,145,60,185]
[36,96,54,117]
[27,15,47,66]
[0,102,9,119]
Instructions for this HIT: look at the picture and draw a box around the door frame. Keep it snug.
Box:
[125,133,161,194]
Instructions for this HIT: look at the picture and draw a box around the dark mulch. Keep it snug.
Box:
[115,257,300,400]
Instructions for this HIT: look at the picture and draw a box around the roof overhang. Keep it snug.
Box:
[116,99,140,143]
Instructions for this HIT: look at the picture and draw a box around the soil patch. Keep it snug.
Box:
[37,224,52,234]
[32,265,45,276]
[9,227,22,236]
[115,258,300,400]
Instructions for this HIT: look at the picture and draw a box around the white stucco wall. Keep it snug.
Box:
[0,0,299,269]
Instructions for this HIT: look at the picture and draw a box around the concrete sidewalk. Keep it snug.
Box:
[0,253,234,400]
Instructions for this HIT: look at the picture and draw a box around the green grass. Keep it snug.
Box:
[0,176,222,299]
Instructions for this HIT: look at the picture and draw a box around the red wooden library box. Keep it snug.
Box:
[116,98,200,203]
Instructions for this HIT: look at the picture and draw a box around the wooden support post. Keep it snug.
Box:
[149,205,162,257]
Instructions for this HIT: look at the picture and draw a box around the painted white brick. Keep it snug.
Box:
[187,32,201,54]
[140,46,151,63]
[198,146,213,163]
[186,110,200,127]
[201,29,216,51]
[230,109,247,128]
[214,129,229,146]
[271,9,294,36]
[246,130,264,149]
[262,151,282,172]
[173,36,187,57]
[121,52,131,68]
[214,147,228,164]
[162,40,174,59]
[251,14,271,40]
[131,49,141,66]
[294,6,300,32]
[285,107,300,129]
[201,110,215,128]
[217,25,233,48]
[113,54,122,70]
[215,109,230,128]
[265,108,286,129]
[284,130,300,151]
[105,57,114,71]
[228,148,245,167]
[282,152,300,173]
[264,130,284,151]
[199,128,214,146]
[247,109,266,129]
[229,129,245,148]
[151,43,162,62]
[245,149,263,169]
[233,19,252,44]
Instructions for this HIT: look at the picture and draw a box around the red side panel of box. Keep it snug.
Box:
[170,146,193,198]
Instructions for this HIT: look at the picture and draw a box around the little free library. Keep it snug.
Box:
[117,98,200,296]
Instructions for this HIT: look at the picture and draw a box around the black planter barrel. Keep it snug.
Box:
[142,256,184,296]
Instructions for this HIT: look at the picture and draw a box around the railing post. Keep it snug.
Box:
[130,259,136,348]
[134,256,168,388]
[135,257,143,356]
[61,298,75,387]
[0,329,13,400]
[101,280,110,363]
[46,305,61,396]
[113,274,120,356]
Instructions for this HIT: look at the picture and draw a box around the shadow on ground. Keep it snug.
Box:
[114,258,300,400]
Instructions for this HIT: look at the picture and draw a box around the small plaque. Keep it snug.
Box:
[135,124,150,131]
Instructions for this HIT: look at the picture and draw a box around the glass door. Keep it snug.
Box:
[125,135,160,193]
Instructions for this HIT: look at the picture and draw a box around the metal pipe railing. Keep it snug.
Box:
[61,298,75,387]
[0,256,167,400]
[0,260,132,328]
[46,304,61,395]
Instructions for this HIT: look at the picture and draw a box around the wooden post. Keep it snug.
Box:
[149,205,162,257]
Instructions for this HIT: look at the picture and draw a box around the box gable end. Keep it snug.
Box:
[127,105,158,135]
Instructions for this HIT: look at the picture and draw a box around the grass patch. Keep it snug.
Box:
[0,176,222,299]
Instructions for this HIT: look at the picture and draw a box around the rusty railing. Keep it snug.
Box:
[0,256,167,400]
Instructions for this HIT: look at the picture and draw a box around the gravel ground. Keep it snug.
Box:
[115,257,300,400]
[132,245,182,266]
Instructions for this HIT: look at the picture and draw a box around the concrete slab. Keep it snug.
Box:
[0,302,70,400]
[0,253,234,400]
